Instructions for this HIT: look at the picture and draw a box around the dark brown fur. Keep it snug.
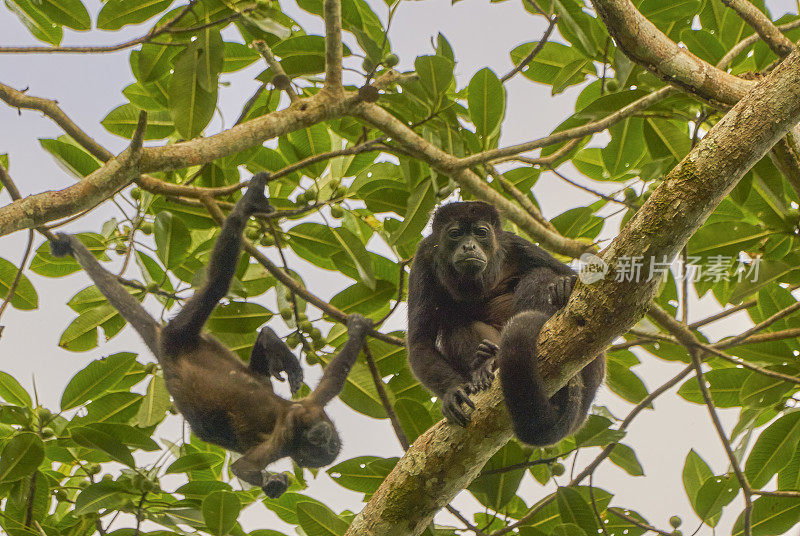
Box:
[50,173,371,497]
[407,201,605,444]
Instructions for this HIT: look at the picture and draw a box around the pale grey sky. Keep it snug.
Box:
[0,0,793,533]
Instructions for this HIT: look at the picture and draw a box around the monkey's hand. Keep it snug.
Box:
[345,313,373,339]
[441,385,475,427]
[240,172,274,216]
[261,472,289,499]
[548,274,577,309]
[467,340,498,394]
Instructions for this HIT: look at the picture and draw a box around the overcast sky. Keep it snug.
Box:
[0,0,794,533]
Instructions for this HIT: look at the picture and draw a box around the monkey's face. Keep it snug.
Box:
[289,407,341,468]
[443,221,496,277]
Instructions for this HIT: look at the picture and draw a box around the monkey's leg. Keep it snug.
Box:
[163,174,272,352]
[230,436,288,498]
[498,310,583,446]
[250,326,303,393]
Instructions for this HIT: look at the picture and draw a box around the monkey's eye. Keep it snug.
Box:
[447,228,462,239]
[474,227,489,238]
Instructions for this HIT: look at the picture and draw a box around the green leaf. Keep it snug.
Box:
[222,41,260,72]
[262,492,328,524]
[169,45,218,139]
[0,372,32,407]
[639,0,699,23]
[0,432,44,482]
[167,452,225,474]
[331,227,375,290]
[61,352,138,410]
[602,118,645,177]
[680,29,726,65]
[390,180,436,246]
[206,301,272,334]
[677,368,745,407]
[468,67,505,139]
[196,29,225,92]
[133,43,180,83]
[733,495,800,536]
[71,425,135,466]
[393,398,435,444]
[154,211,191,269]
[102,104,174,140]
[202,490,241,535]
[36,0,90,31]
[608,443,644,476]
[643,118,690,163]
[82,391,142,423]
[694,474,739,526]
[59,304,123,352]
[745,412,800,488]
[511,41,589,87]
[135,374,172,427]
[574,415,625,447]
[0,257,37,310]
[296,501,348,536]
[73,480,129,515]
[414,55,454,100]
[39,136,102,179]
[469,441,528,510]
[5,0,62,45]
[97,0,174,30]
[88,422,159,451]
[556,487,598,532]
[683,449,713,517]
[327,456,398,494]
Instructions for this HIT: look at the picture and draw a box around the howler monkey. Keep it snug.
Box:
[50,173,372,498]
[407,201,604,445]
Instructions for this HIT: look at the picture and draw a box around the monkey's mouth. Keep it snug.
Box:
[454,256,487,274]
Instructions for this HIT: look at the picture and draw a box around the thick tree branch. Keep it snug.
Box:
[720,0,795,58]
[323,0,344,89]
[590,0,753,106]
[344,46,800,536]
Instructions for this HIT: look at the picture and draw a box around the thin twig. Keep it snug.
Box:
[607,508,673,536]
[252,40,298,102]
[501,15,558,82]
[0,229,34,336]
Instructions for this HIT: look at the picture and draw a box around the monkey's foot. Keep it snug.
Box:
[441,386,475,427]
[49,233,75,258]
[468,341,498,394]
[252,326,304,393]
[547,274,577,308]
[345,313,373,337]
[241,172,274,216]
[262,472,289,499]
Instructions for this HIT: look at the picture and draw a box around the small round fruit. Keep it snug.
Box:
[624,188,638,204]
[299,320,313,332]
[286,333,300,347]
[37,408,52,422]
[330,205,345,219]
[140,221,154,235]
[85,463,102,476]
[101,474,114,482]
[259,235,275,247]
[295,191,307,204]
[54,490,68,501]
[130,187,142,200]
[550,462,565,476]
[41,427,55,439]
[669,516,682,528]
[296,312,308,322]
[605,79,620,91]
[272,74,291,91]
[280,308,293,320]
[384,53,399,67]
[246,228,260,240]
[335,185,347,198]
[671,531,682,536]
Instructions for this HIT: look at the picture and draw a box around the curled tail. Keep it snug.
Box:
[50,234,161,357]
[497,310,584,446]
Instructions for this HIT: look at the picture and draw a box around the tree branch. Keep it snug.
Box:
[720,0,795,58]
[323,0,344,89]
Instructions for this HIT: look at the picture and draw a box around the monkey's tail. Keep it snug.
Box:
[497,310,583,446]
[50,234,161,357]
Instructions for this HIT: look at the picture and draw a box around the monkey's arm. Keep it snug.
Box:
[308,314,372,406]
[162,173,273,354]
[250,326,303,394]
[50,234,161,356]
[504,232,576,276]
[230,435,289,498]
